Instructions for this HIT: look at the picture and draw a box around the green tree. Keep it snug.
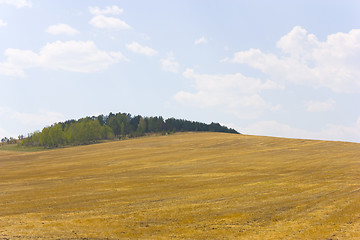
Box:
[136,117,147,136]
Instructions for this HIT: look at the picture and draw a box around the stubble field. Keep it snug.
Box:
[0,132,360,239]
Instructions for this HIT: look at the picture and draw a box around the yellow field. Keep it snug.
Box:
[1,132,360,239]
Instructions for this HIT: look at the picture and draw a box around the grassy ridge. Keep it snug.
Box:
[0,132,360,239]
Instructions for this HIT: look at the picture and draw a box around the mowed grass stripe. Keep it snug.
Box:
[0,132,359,239]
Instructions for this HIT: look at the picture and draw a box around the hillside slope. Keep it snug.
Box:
[1,132,360,239]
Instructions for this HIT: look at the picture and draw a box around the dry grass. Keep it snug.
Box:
[0,132,359,239]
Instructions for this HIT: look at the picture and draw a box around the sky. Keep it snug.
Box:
[0,0,360,143]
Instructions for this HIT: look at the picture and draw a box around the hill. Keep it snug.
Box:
[1,132,360,239]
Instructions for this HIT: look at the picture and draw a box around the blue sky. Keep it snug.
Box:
[1,0,360,142]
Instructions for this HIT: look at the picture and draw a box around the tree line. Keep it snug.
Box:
[21,112,239,148]
[1,137,18,145]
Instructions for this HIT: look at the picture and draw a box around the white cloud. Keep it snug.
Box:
[161,52,179,73]
[243,117,360,143]
[174,69,281,119]
[0,107,66,138]
[0,127,11,138]
[0,62,25,77]
[232,26,360,93]
[0,40,127,76]
[126,42,158,56]
[0,19,7,27]
[242,121,309,139]
[0,0,32,8]
[305,99,335,112]
[89,15,131,30]
[194,36,208,45]
[89,5,123,15]
[11,110,64,126]
[109,51,129,61]
[47,24,79,36]
[220,57,229,63]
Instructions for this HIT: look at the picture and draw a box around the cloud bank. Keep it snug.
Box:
[161,52,179,73]
[126,42,158,56]
[243,117,360,143]
[88,6,130,30]
[89,5,123,15]
[194,36,208,45]
[0,19,7,27]
[0,0,32,8]
[0,41,127,76]
[232,26,360,93]
[305,99,335,112]
[89,15,131,30]
[175,69,281,119]
[47,24,79,36]
[0,106,65,137]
